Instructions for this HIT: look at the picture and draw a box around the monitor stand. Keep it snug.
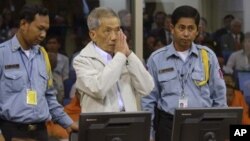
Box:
[69,132,78,141]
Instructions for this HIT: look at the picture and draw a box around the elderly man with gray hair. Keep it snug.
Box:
[220,18,244,63]
[73,7,154,113]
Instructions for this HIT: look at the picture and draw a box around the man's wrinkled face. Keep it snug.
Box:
[89,17,120,54]
[231,22,242,34]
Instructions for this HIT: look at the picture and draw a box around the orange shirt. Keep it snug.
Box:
[0,134,4,141]
[230,90,250,125]
[47,96,81,139]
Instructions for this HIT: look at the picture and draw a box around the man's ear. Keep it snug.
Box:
[196,25,201,36]
[19,19,27,31]
[89,30,96,41]
[195,31,199,37]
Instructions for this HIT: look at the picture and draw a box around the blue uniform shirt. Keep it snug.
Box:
[141,42,227,115]
[0,36,72,128]
[141,42,227,138]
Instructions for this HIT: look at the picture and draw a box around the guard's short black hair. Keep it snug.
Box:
[171,5,200,28]
[18,4,49,26]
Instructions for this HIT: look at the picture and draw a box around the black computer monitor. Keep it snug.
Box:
[172,107,243,141]
[78,112,151,141]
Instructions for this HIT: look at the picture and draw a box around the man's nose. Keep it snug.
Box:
[40,30,47,39]
[183,29,189,36]
[110,31,118,40]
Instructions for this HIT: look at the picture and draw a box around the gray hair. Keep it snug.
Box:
[230,18,242,26]
[87,7,119,30]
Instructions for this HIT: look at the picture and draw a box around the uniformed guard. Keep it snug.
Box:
[0,4,78,141]
[141,5,227,141]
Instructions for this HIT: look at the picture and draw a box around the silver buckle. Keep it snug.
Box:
[28,124,37,131]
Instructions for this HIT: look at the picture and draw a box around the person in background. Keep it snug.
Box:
[151,11,167,30]
[163,14,172,45]
[47,52,64,104]
[45,35,69,81]
[73,7,154,113]
[118,9,131,30]
[118,9,132,48]
[150,14,172,46]
[143,34,157,62]
[141,5,227,141]
[195,17,212,45]
[47,92,81,141]
[143,34,165,63]
[202,38,224,70]
[219,18,244,63]
[223,32,250,74]
[0,4,78,141]
[224,74,250,124]
[213,14,235,46]
[0,14,8,43]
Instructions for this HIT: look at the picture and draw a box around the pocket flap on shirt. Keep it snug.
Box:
[4,71,23,80]
[191,71,204,81]
[39,70,49,80]
[191,63,204,81]
[158,71,177,82]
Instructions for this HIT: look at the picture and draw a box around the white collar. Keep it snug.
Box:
[93,43,112,64]
[177,49,189,62]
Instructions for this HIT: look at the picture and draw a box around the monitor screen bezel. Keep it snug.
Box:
[172,107,243,141]
[78,111,151,141]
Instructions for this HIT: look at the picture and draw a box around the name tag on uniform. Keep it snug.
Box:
[26,89,37,105]
[158,67,174,74]
[5,64,20,69]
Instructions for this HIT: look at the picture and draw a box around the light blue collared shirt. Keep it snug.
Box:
[0,35,72,128]
[141,42,227,137]
[142,42,227,114]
